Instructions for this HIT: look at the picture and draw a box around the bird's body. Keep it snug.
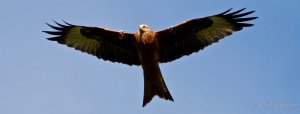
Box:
[44,8,257,107]
[135,24,173,106]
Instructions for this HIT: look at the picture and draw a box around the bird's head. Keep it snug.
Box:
[139,24,151,33]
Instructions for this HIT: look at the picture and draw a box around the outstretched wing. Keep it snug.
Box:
[157,8,257,63]
[44,21,140,66]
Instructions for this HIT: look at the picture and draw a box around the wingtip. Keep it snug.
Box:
[241,7,247,11]
[219,8,233,15]
[46,37,58,41]
[52,20,68,27]
[220,8,257,17]
[42,31,51,34]
[45,22,50,26]
[45,22,53,28]
[46,37,53,41]
[43,31,62,35]
[232,10,256,18]
[62,20,73,26]
[228,8,247,15]
[52,19,59,25]
[45,22,63,30]
[236,17,258,22]
[238,23,255,27]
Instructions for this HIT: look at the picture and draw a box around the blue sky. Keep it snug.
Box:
[0,0,299,114]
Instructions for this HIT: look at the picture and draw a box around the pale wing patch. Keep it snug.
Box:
[197,17,234,44]
[65,27,101,55]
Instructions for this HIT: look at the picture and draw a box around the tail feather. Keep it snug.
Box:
[142,63,174,107]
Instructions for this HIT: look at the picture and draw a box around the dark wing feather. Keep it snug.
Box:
[157,8,257,63]
[44,21,140,66]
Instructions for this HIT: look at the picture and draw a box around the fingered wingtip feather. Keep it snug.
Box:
[227,8,247,15]
[46,37,60,41]
[43,31,62,35]
[45,22,63,30]
[47,37,55,41]
[47,37,61,43]
[233,10,256,18]
[235,17,258,22]
[219,8,233,15]
[238,23,254,27]
[52,20,67,27]
[62,20,73,26]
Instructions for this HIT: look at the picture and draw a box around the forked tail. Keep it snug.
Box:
[142,63,174,107]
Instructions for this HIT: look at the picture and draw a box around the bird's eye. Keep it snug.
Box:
[143,25,147,28]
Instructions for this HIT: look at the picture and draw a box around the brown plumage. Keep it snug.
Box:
[43,8,257,107]
[135,24,173,106]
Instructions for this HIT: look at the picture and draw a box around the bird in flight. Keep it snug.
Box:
[44,8,257,107]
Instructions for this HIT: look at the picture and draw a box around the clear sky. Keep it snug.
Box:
[0,0,299,114]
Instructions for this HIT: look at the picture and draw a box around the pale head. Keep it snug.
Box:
[139,24,151,33]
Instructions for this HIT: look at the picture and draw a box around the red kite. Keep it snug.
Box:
[44,8,257,107]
